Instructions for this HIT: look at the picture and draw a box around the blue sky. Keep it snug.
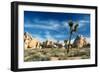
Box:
[24,11,90,42]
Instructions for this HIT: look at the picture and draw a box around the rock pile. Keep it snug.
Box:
[24,32,40,50]
[73,35,89,48]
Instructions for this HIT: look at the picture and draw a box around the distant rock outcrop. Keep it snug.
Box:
[40,40,54,48]
[24,32,40,50]
[73,35,89,48]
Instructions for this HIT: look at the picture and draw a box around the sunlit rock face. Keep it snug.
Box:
[24,32,40,49]
[73,35,88,48]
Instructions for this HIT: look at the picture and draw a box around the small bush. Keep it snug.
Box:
[81,55,90,59]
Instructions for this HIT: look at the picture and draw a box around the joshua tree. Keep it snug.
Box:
[68,20,74,48]
[73,23,79,33]
[64,40,68,49]
[68,20,79,53]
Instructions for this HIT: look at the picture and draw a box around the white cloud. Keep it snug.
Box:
[33,18,49,25]
[25,18,70,34]
[24,24,60,31]
[45,31,57,42]
[33,19,60,26]
[85,37,90,43]
[24,19,67,32]
[79,20,89,23]
[71,38,75,44]
[79,20,90,28]
[32,19,90,29]
[54,34,67,39]
[32,34,45,42]
[62,21,68,27]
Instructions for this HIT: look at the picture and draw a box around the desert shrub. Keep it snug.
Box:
[67,48,90,57]
[24,52,50,61]
[78,48,90,57]
[81,55,90,59]
[78,50,87,56]
[59,56,68,60]
[49,48,65,57]
[24,49,37,57]
[67,50,79,57]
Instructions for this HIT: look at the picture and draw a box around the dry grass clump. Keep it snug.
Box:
[24,48,90,62]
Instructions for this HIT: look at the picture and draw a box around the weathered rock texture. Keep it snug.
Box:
[73,35,89,48]
[24,32,40,49]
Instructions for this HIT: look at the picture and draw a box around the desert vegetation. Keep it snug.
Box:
[24,47,90,62]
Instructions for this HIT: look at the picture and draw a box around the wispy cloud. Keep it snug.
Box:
[44,31,57,42]
[24,19,68,33]
[62,21,68,27]
[78,20,90,28]
[32,34,45,42]
[33,19,59,26]
[86,37,90,43]
[25,19,89,30]
[24,23,60,31]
